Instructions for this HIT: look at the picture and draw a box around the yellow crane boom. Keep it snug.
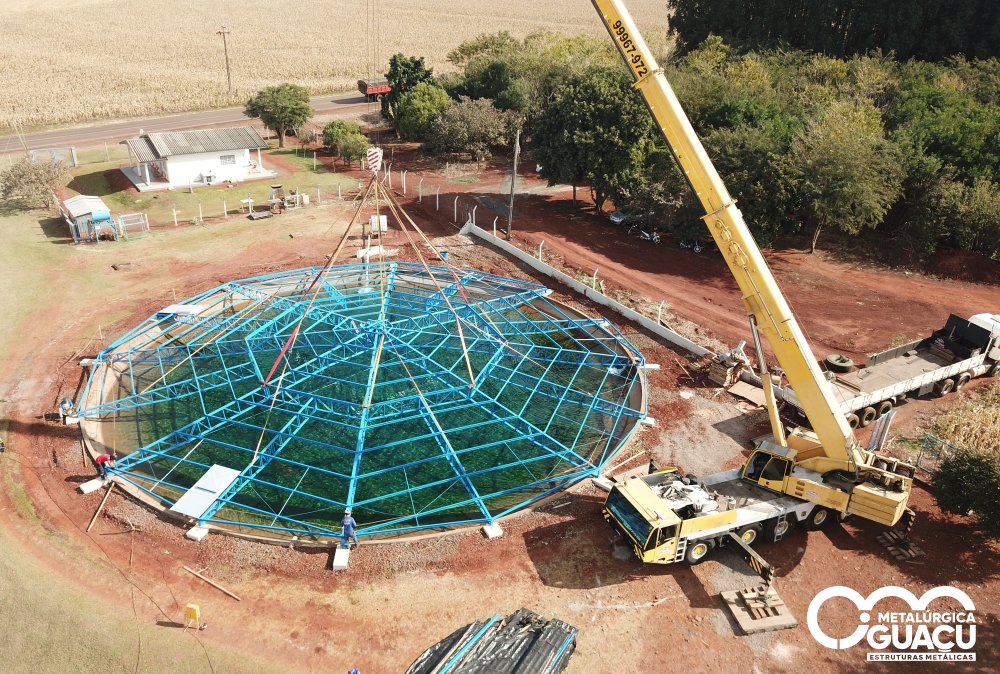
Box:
[590,0,861,467]
[591,0,914,527]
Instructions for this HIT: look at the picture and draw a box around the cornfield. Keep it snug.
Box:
[932,381,1000,454]
[0,0,670,128]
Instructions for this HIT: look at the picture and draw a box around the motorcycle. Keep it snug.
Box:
[639,228,661,244]
[680,239,702,253]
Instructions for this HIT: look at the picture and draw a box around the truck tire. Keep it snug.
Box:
[736,524,763,546]
[804,507,831,530]
[846,413,860,429]
[876,400,893,417]
[764,517,795,543]
[860,407,877,427]
[934,378,955,397]
[685,539,715,565]
[826,354,855,373]
[990,361,1000,378]
[955,372,972,391]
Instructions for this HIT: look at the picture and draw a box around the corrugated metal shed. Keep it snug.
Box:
[64,195,111,219]
[124,127,267,162]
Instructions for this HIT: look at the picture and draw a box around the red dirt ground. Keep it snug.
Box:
[5,144,1000,673]
[927,249,1000,286]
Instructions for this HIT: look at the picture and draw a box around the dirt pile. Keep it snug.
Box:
[926,249,1000,285]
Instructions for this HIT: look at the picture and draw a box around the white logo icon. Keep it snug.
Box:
[808,585,977,657]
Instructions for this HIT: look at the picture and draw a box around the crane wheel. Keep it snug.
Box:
[846,413,860,429]
[764,517,795,543]
[990,361,1000,377]
[955,372,972,391]
[876,400,893,417]
[934,379,955,397]
[685,539,715,565]
[860,407,877,427]
[804,507,831,530]
[736,524,762,546]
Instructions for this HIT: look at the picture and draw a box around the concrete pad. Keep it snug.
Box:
[79,477,109,494]
[482,523,504,539]
[331,545,351,570]
[640,417,657,427]
[185,526,210,542]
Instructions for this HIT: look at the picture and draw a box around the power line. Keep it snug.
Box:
[216,26,232,95]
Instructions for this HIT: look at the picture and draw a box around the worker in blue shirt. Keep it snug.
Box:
[341,508,359,549]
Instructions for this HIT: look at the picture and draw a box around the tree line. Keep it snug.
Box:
[384,31,1000,259]
[669,0,1000,63]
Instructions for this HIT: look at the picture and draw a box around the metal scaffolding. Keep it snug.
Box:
[77,263,647,539]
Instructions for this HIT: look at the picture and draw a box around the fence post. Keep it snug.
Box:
[198,201,203,222]
[104,143,110,162]
[402,170,407,195]
[223,197,228,219]
[317,185,321,204]
[313,151,316,171]
[454,196,458,222]
[338,182,342,200]
[436,187,440,210]
[173,207,178,226]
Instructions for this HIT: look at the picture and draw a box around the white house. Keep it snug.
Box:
[121,127,273,191]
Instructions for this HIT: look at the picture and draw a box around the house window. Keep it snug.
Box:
[220,154,236,165]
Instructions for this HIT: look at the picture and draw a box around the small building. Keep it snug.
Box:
[60,195,116,243]
[121,127,272,191]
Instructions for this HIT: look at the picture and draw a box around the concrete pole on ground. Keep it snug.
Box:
[472,205,477,226]
[657,301,665,325]
[538,241,543,260]
[592,268,599,290]
[493,216,498,238]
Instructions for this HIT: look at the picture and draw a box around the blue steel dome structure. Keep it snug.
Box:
[77,262,647,540]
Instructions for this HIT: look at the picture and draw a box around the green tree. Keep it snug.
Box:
[532,66,652,211]
[787,101,904,252]
[382,54,434,121]
[394,83,452,141]
[244,83,313,148]
[323,120,361,152]
[0,157,70,207]
[425,97,521,164]
[934,448,1000,538]
[337,134,370,169]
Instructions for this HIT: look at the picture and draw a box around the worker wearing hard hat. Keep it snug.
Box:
[341,508,359,549]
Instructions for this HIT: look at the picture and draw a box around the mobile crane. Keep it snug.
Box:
[590,0,919,595]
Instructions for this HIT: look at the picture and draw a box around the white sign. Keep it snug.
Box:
[808,585,977,662]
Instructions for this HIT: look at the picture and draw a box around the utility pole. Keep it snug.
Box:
[506,129,521,241]
[217,26,232,94]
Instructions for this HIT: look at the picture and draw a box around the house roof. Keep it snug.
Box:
[63,195,111,218]
[124,126,267,163]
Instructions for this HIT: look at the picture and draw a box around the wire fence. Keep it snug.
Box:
[914,433,961,476]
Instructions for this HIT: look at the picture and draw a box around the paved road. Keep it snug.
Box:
[14,93,372,151]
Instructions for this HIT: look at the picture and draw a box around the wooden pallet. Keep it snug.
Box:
[721,585,798,635]
[877,529,925,560]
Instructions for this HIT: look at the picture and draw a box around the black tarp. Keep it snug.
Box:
[405,608,577,674]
